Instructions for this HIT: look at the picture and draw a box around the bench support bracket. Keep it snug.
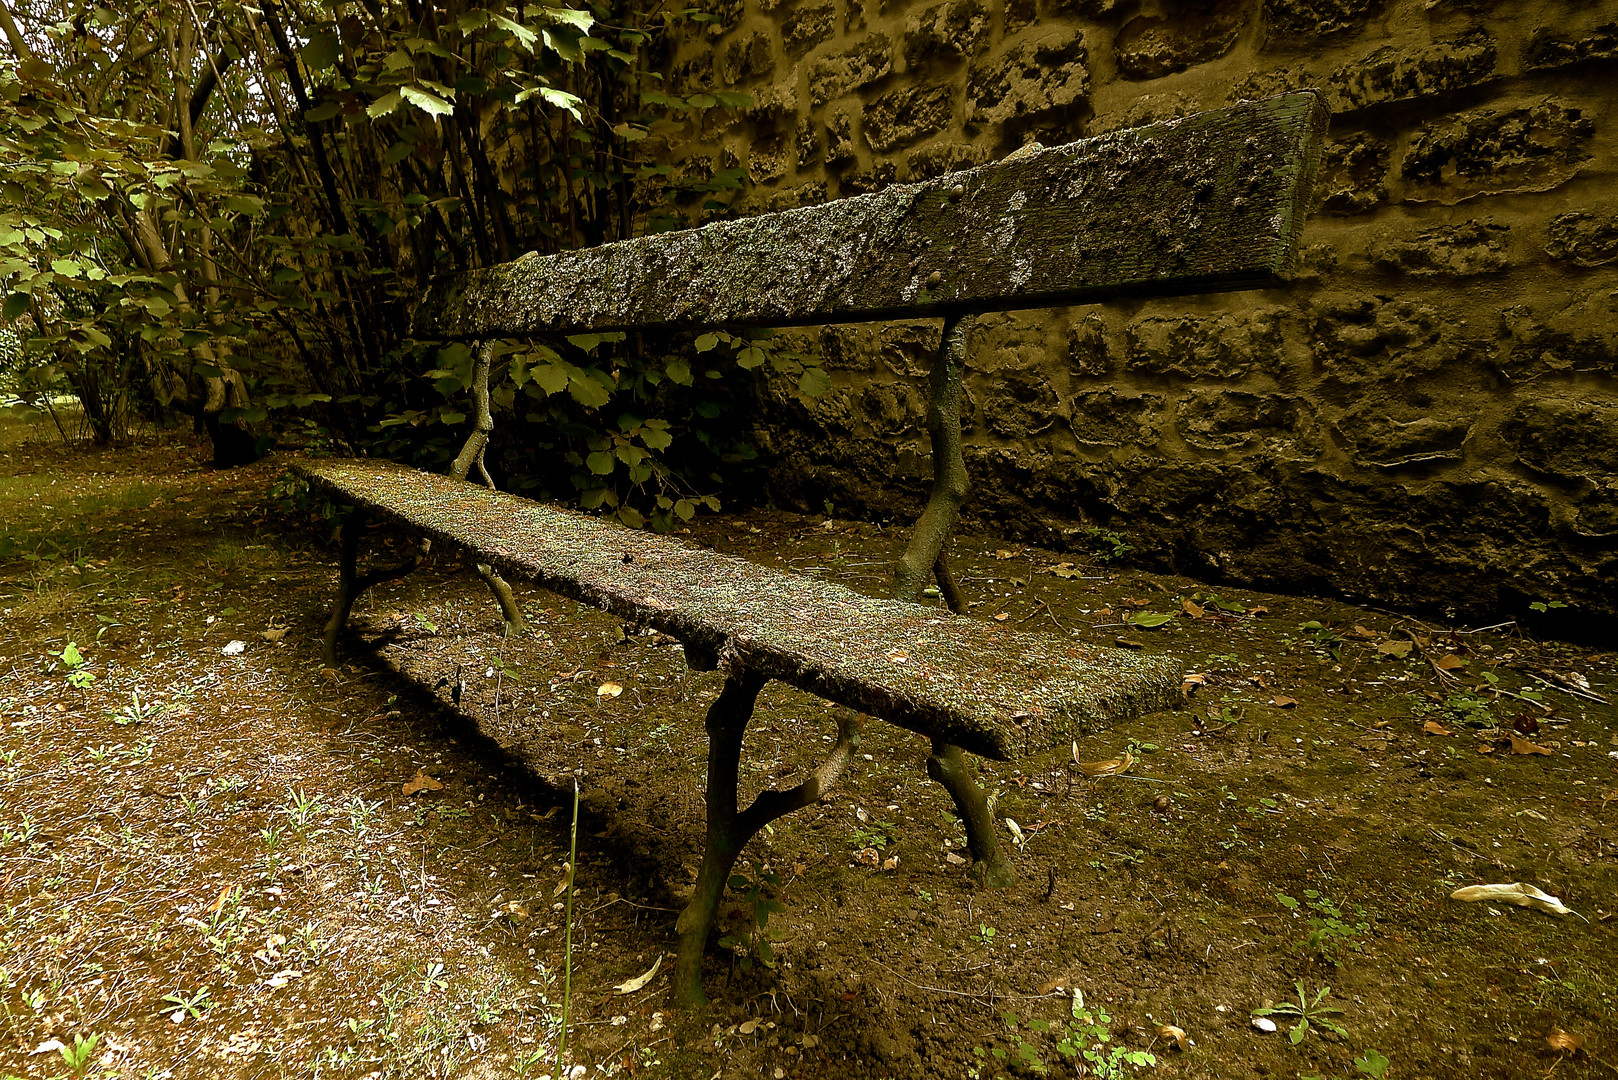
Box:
[674,658,860,1007]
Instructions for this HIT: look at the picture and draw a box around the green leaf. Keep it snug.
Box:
[532,363,569,396]
[489,13,539,50]
[440,410,466,425]
[2,293,28,321]
[1354,1051,1390,1078]
[693,332,720,353]
[401,86,454,118]
[712,91,755,109]
[797,366,831,397]
[585,450,615,475]
[367,91,403,119]
[617,506,645,529]
[304,101,342,123]
[665,357,692,385]
[302,31,340,71]
[1126,611,1174,629]
[544,6,595,31]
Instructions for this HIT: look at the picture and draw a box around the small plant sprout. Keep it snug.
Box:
[285,787,322,831]
[717,863,785,971]
[58,1031,101,1076]
[1252,982,1349,1044]
[160,986,212,1022]
[56,641,95,687]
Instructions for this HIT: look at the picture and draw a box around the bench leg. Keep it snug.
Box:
[320,508,423,667]
[673,668,861,1007]
[893,313,1015,887]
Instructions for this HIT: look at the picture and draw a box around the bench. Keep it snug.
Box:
[296,90,1326,1008]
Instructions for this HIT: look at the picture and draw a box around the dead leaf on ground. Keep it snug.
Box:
[1050,562,1086,579]
[1157,1024,1189,1052]
[1377,640,1413,658]
[1182,599,1205,619]
[597,681,624,698]
[260,628,288,642]
[1548,1028,1587,1054]
[1115,637,1147,650]
[853,847,881,868]
[993,612,1010,622]
[1181,673,1208,701]
[944,851,967,866]
[402,769,444,796]
[1078,748,1135,778]
[613,955,662,994]
[1451,882,1572,917]
[1350,625,1379,639]
[993,549,1018,560]
[1509,734,1554,756]
[1423,720,1454,736]
[1271,695,1299,708]
[1435,653,1467,670]
[207,883,235,915]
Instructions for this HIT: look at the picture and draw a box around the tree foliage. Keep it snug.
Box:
[0,0,822,524]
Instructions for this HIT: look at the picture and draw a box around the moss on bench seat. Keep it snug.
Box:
[294,457,1178,760]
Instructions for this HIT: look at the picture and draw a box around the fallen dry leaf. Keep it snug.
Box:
[1114,636,1147,650]
[1181,673,1208,701]
[853,847,881,867]
[1157,1024,1189,1052]
[1423,720,1454,736]
[1077,748,1135,778]
[1548,1027,1587,1054]
[881,854,900,871]
[596,681,624,698]
[1509,734,1554,756]
[402,768,444,796]
[30,1038,66,1056]
[993,612,1010,622]
[221,639,247,656]
[993,549,1017,560]
[1350,625,1379,639]
[1271,695,1299,708]
[260,628,288,642]
[1451,882,1572,917]
[207,883,235,915]
[1435,653,1467,670]
[944,851,967,866]
[1377,640,1413,658]
[1182,598,1205,619]
[613,955,662,995]
[1247,605,1269,616]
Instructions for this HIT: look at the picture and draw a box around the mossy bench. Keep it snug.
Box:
[302,91,1325,1007]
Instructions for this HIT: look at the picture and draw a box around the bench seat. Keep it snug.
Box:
[295,457,1178,761]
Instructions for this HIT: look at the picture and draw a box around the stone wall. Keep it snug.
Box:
[665,0,1618,624]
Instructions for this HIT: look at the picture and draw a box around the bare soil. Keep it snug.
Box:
[1,413,1614,1080]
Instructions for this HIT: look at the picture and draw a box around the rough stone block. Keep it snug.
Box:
[721,29,775,84]
[1090,92,1199,137]
[1496,292,1618,377]
[966,28,1089,129]
[903,0,990,68]
[1070,390,1163,445]
[1370,219,1510,277]
[747,134,790,185]
[1067,313,1112,376]
[783,0,836,58]
[858,381,925,436]
[1114,2,1245,80]
[1263,0,1379,40]
[795,116,821,166]
[1315,134,1389,215]
[1309,295,1463,383]
[1526,21,1618,71]
[980,371,1066,437]
[1326,30,1496,112]
[1574,485,1618,537]
[818,324,880,372]
[1504,398,1618,478]
[1004,0,1036,34]
[1338,410,1471,467]
[825,110,857,166]
[1546,208,1618,267]
[863,84,955,153]
[1401,98,1596,205]
[905,141,993,179]
[1175,391,1317,452]
[839,161,898,193]
[808,34,893,106]
[1124,309,1287,378]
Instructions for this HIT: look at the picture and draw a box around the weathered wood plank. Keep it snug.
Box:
[294,458,1180,759]
[414,91,1326,338]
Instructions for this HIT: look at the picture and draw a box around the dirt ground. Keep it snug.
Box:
[1,413,1614,1080]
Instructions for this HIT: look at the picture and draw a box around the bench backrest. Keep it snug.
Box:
[413,92,1326,339]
